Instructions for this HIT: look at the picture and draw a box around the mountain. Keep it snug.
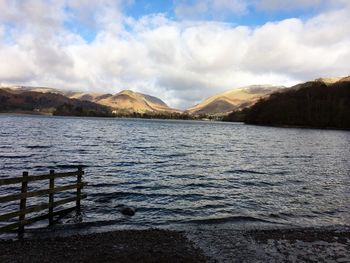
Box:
[186,85,284,115]
[90,90,179,113]
[3,86,63,95]
[65,90,179,113]
[0,88,111,116]
[65,92,108,102]
[315,77,344,85]
[0,86,178,114]
[225,77,350,129]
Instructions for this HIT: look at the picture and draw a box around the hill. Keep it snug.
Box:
[92,90,179,113]
[186,85,283,116]
[65,90,178,113]
[2,87,178,114]
[0,88,112,116]
[224,77,350,129]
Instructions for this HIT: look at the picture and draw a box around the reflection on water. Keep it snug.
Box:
[0,115,349,229]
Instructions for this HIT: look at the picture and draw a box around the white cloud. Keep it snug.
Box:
[0,25,4,40]
[0,46,36,82]
[242,8,350,79]
[0,1,350,109]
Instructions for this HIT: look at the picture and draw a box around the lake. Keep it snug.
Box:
[0,114,349,230]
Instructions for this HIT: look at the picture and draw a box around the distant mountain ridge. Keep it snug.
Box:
[186,85,284,115]
[91,90,179,113]
[3,85,284,116]
[0,88,110,115]
[2,76,348,118]
[1,86,178,114]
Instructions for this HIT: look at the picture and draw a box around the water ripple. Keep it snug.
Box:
[0,115,349,228]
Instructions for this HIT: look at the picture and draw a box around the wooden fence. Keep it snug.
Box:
[0,167,86,237]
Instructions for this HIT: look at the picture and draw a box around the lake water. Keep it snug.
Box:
[0,115,349,230]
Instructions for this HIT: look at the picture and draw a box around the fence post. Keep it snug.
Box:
[18,171,28,237]
[76,167,83,214]
[49,170,55,225]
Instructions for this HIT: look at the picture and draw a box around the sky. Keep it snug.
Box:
[0,0,350,109]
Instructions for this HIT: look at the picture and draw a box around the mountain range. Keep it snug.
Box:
[0,85,283,116]
[0,87,110,115]
[69,90,179,113]
[0,87,178,114]
[0,76,348,118]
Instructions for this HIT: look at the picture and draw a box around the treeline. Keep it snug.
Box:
[53,104,216,120]
[223,79,350,129]
[53,103,113,117]
[107,110,214,120]
[113,111,192,120]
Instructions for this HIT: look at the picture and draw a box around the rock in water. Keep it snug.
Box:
[121,207,135,216]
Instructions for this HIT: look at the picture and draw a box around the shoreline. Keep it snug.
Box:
[0,229,206,263]
[0,226,349,263]
[245,122,350,131]
[187,225,350,262]
[0,111,52,116]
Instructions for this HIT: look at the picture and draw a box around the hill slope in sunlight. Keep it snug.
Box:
[93,90,179,113]
[225,77,350,129]
[1,87,179,114]
[186,85,284,115]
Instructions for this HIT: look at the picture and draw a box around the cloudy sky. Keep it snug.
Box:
[0,0,349,109]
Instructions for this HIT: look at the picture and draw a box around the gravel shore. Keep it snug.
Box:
[0,229,207,263]
[0,227,349,262]
[186,226,350,263]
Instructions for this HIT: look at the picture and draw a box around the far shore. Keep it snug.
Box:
[243,122,350,131]
[0,111,52,116]
[0,111,219,121]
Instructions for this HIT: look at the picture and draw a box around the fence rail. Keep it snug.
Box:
[0,167,86,237]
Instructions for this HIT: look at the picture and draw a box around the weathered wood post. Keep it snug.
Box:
[0,169,87,234]
[49,170,55,225]
[18,171,28,237]
[76,167,83,214]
